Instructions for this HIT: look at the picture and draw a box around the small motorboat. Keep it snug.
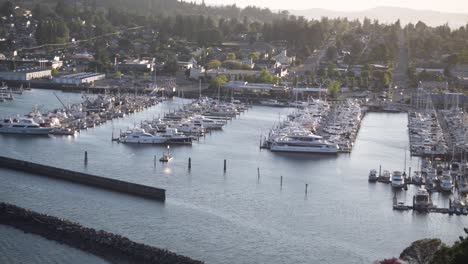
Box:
[393,202,410,211]
[159,146,173,162]
[368,169,378,182]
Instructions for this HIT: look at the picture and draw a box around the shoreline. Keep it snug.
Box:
[0,203,203,264]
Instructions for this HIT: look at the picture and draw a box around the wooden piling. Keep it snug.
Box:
[84,151,88,164]
[188,157,191,169]
[257,167,260,180]
[280,176,283,187]
[154,155,156,167]
[223,159,226,172]
[305,183,308,194]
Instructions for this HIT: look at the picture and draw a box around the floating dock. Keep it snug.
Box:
[0,156,166,201]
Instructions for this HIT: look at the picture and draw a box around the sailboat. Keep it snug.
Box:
[159,145,173,162]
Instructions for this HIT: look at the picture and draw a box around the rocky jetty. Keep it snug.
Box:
[0,203,203,264]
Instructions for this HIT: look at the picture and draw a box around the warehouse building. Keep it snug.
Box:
[0,68,52,81]
[53,72,105,85]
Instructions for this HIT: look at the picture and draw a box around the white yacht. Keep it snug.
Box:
[118,128,167,144]
[118,128,192,145]
[160,128,192,145]
[190,115,224,130]
[0,118,53,135]
[259,99,288,107]
[270,133,339,154]
[391,171,405,189]
[177,123,205,135]
[413,189,432,211]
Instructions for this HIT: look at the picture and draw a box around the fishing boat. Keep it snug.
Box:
[368,169,378,182]
[412,171,424,185]
[413,188,432,211]
[391,171,405,189]
[378,170,391,183]
[159,146,173,162]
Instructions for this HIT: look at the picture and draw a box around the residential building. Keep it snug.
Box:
[274,50,295,66]
[118,59,154,73]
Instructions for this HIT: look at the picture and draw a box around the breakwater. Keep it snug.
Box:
[0,203,203,264]
[0,156,166,201]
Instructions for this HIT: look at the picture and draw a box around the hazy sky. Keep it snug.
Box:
[203,0,468,13]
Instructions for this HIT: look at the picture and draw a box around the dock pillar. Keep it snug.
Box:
[280,176,283,187]
[154,155,156,167]
[84,151,88,164]
[257,167,260,180]
[223,159,226,172]
[188,158,191,169]
[305,184,308,194]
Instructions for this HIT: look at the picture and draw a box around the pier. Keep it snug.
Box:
[0,156,166,201]
[0,203,202,264]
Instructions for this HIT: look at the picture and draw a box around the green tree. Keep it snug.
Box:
[0,1,14,16]
[226,53,236,60]
[400,239,444,264]
[51,68,59,76]
[114,71,122,79]
[327,81,341,99]
[206,59,222,69]
[211,75,228,88]
[249,52,260,61]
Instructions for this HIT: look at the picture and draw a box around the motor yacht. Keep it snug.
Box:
[118,128,167,144]
[0,118,53,135]
[270,133,339,154]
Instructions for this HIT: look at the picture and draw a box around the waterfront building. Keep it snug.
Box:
[53,72,106,85]
[0,68,52,81]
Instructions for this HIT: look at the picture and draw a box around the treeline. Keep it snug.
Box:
[406,21,468,65]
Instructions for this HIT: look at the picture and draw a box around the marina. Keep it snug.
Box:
[0,89,467,264]
[261,99,363,153]
[0,93,161,136]
[115,97,249,145]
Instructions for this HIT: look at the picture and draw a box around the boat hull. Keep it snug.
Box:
[118,138,167,144]
[270,144,338,154]
[0,127,53,135]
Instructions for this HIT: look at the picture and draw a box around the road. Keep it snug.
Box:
[293,39,335,75]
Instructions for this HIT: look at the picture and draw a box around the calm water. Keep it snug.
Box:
[0,90,467,263]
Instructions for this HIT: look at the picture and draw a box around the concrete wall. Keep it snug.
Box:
[0,156,165,201]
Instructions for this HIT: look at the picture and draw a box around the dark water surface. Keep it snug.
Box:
[0,90,466,263]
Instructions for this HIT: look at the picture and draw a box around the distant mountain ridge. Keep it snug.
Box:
[290,6,468,28]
